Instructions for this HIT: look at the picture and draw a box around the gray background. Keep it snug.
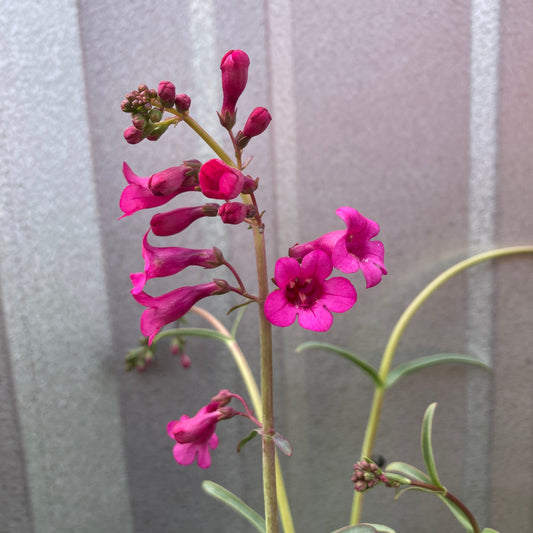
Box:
[1,1,532,532]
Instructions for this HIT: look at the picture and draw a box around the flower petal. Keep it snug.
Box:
[297,305,333,332]
[321,277,357,312]
[264,290,297,327]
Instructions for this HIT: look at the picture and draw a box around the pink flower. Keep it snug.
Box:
[265,249,357,332]
[242,107,272,138]
[289,207,387,288]
[167,400,222,468]
[150,203,220,236]
[130,231,224,294]
[132,281,229,343]
[218,202,252,225]
[119,162,196,218]
[220,50,250,127]
[199,159,244,200]
[157,80,175,107]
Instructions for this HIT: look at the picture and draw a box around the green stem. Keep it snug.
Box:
[350,246,533,524]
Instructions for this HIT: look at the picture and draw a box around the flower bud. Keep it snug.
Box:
[148,166,187,196]
[150,203,220,236]
[220,50,250,127]
[158,81,176,107]
[175,93,191,113]
[218,202,254,225]
[199,159,244,200]
[241,176,259,194]
[124,125,145,144]
[146,122,170,141]
[243,107,272,138]
[148,108,162,123]
[131,113,147,130]
[211,389,233,407]
[180,353,191,369]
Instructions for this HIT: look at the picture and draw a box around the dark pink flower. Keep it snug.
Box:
[218,202,251,225]
[130,231,223,294]
[167,400,222,468]
[242,107,272,138]
[199,159,244,200]
[157,80,175,107]
[132,281,229,343]
[265,250,357,332]
[289,207,387,288]
[150,203,220,236]
[220,49,250,127]
[119,162,195,218]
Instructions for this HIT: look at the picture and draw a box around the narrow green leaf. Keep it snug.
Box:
[202,480,265,533]
[362,524,396,533]
[330,526,377,533]
[385,461,432,484]
[481,529,500,533]
[438,495,474,533]
[153,327,231,344]
[296,342,383,387]
[421,403,444,489]
[272,431,293,456]
[385,353,489,388]
[237,429,260,453]
[227,299,254,318]
[230,305,249,338]
[394,485,439,500]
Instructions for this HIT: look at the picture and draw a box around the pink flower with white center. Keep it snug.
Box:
[220,50,250,126]
[199,159,244,200]
[119,162,196,218]
[132,281,229,343]
[150,203,220,236]
[264,249,357,332]
[130,231,223,295]
[167,400,222,469]
[289,207,387,288]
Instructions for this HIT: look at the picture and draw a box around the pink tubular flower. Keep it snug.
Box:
[242,107,272,138]
[130,231,224,294]
[167,400,222,468]
[265,249,357,332]
[132,281,229,343]
[289,207,387,288]
[119,162,195,218]
[199,159,244,200]
[220,50,250,126]
[150,203,220,236]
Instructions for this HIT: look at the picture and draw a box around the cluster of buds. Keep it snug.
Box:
[121,82,192,144]
[124,338,154,372]
[351,458,399,492]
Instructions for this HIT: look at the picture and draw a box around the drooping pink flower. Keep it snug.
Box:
[220,49,250,125]
[265,249,357,332]
[167,400,222,469]
[150,203,220,236]
[132,281,229,343]
[130,231,224,294]
[289,207,387,288]
[199,159,244,200]
[119,162,196,218]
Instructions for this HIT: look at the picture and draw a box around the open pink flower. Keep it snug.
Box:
[167,400,222,469]
[199,159,244,200]
[132,281,229,343]
[265,249,357,332]
[289,207,387,288]
[130,231,223,294]
[119,162,196,218]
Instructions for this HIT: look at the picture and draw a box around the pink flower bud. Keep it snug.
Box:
[220,50,250,125]
[180,353,191,369]
[150,203,220,236]
[218,202,251,225]
[199,159,244,200]
[242,107,272,138]
[158,80,176,107]
[124,125,145,144]
[175,93,191,113]
[241,176,259,194]
[148,166,187,196]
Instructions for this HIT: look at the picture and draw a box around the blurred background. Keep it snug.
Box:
[1,1,532,532]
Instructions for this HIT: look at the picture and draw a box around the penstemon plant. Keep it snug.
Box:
[119,50,532,533]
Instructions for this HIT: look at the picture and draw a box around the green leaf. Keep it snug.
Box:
[421,403,444,489]
[295,342,383,387]
[236,429,260,453]
[481,529,500,533]
[272,431,293,456]
[202,480,265,533]
[330,526,378,533]
[152,327,231,344]
[438,495,474,533]
[362,524,396,533]
[230,305,249,338]
[385,461,432,484]
[385,353,489,388]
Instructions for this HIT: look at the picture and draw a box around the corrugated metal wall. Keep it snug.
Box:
[1,1,532,532]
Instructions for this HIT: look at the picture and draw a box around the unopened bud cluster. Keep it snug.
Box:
[121,82,191,144]
[125,340,154,372]
[351,459,388,492]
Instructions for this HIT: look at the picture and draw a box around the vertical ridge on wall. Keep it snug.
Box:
[466,0,501,524]
[0,2,133,532]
